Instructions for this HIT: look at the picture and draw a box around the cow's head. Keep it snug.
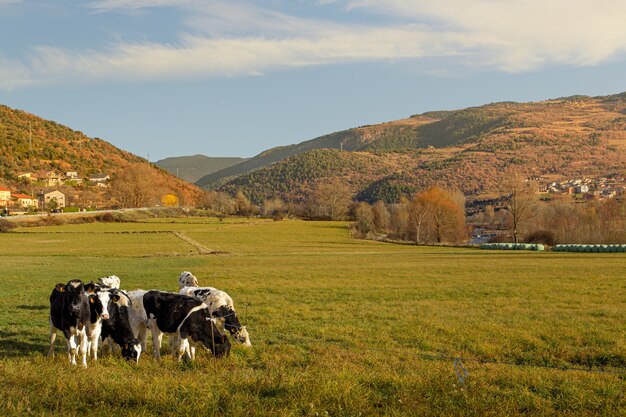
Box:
[65,280,85,314]
[121,340,142,364]
[178,271,199,289]
[179,307,231,357]
[215,305,252,347]
[85,282,119,321]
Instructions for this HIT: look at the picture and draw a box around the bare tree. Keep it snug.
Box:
[354,202,375,236]
[407,198,430,243]
[500,170,537,243]
[313,179,352,220]
[110,165,163,208]
[372,200,390,233]
[235,190,253,216]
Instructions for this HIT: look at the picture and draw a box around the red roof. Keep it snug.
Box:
[12,193,34,199]
[0,187,10,192]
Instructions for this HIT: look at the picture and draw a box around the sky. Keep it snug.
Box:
[1,1,626,161]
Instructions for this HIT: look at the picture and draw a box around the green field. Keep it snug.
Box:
[0,218,624,416]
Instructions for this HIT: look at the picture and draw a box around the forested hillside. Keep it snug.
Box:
[214,93,626,204]
[0,105,201,204]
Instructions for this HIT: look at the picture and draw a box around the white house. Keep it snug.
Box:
[12,193,38,209]
[37,190,65,210]
[0,187,10,207]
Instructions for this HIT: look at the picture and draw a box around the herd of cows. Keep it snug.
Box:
[48,272,252,367]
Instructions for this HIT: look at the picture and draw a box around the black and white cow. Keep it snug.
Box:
[84,279,142,363]
[83,282,119,362]
[178,271,199,289]
[98,275,121,289]
[142,290,231,360]
[49,280,91,367]
[99,291,142,363]
[179,286,251,347]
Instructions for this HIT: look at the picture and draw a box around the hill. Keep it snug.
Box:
[194,117,433,187]
[155,155,248,183]
[215,93,626,204]
[0,104,201,204]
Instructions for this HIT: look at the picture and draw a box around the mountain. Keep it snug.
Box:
[155,155,249,183]
[194,117,433,187]
[0,104,201,204]
[215,93,626,204]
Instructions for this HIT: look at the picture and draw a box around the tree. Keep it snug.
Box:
[411,187,467,243]
[235,190,253,216]
[161,194,179,207]
[313,179,352,220]
[407,197,430,243]
[354,202,375,236]
[372,200,390,233]
[110,166,163,208]
[500,170,537,243]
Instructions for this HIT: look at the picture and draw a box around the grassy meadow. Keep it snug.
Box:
[0,218,624,416]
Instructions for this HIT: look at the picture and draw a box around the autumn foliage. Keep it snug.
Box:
[353,187,467,244]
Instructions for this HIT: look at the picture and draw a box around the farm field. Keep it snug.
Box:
[0,218,625,416]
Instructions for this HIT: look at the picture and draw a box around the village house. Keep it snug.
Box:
[89,173,110,187]
[11,193,38,209]
[37,190,65,210]
[17,172,36,183]
[37,170,62,187]
[0,187,11,207]
[64,171,83,185]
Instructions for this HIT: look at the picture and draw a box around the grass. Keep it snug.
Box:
[0,218,624,416]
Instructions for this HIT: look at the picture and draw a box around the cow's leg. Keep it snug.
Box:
[148,319,162,359]
[79,331,88,368]
[67,335,78,366]
[48,319,57,357]
[136,324,148,353]
[176,337,188,362]
[169,336,178,357]
[89,333,99,361]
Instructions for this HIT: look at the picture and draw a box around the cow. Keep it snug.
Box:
[142,290,231,361]
[125,290,158,357]
[98,275,121,289]
[48,280,91,367]
[99,290,142,363]
[178,271,199,289]
[83,282,117,362]
[179,286,251,347]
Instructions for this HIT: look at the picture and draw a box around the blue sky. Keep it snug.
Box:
[1,0,625,161]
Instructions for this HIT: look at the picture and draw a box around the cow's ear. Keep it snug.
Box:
[124,343,128,349]
[85,282,96,294]
[111,294,121,303]
[89,296,95,304]
[55,283,65,292]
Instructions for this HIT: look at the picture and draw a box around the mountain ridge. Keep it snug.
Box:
[210,93,626,203]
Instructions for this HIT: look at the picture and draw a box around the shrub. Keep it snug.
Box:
[525,230,556,246]
[0,219,17,232]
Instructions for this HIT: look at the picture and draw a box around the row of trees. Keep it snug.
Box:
[353,187,468,244]
[107,165,625,246]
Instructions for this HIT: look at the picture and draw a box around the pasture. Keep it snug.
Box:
[0,218,624,416]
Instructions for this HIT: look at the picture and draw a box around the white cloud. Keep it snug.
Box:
[0,26,485,89]
[348,0,626,71]
[86,0,195,12]
[1,0,626,89]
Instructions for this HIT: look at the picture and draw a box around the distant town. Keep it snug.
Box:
[532,174,626,200]
[1,169,110,214]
